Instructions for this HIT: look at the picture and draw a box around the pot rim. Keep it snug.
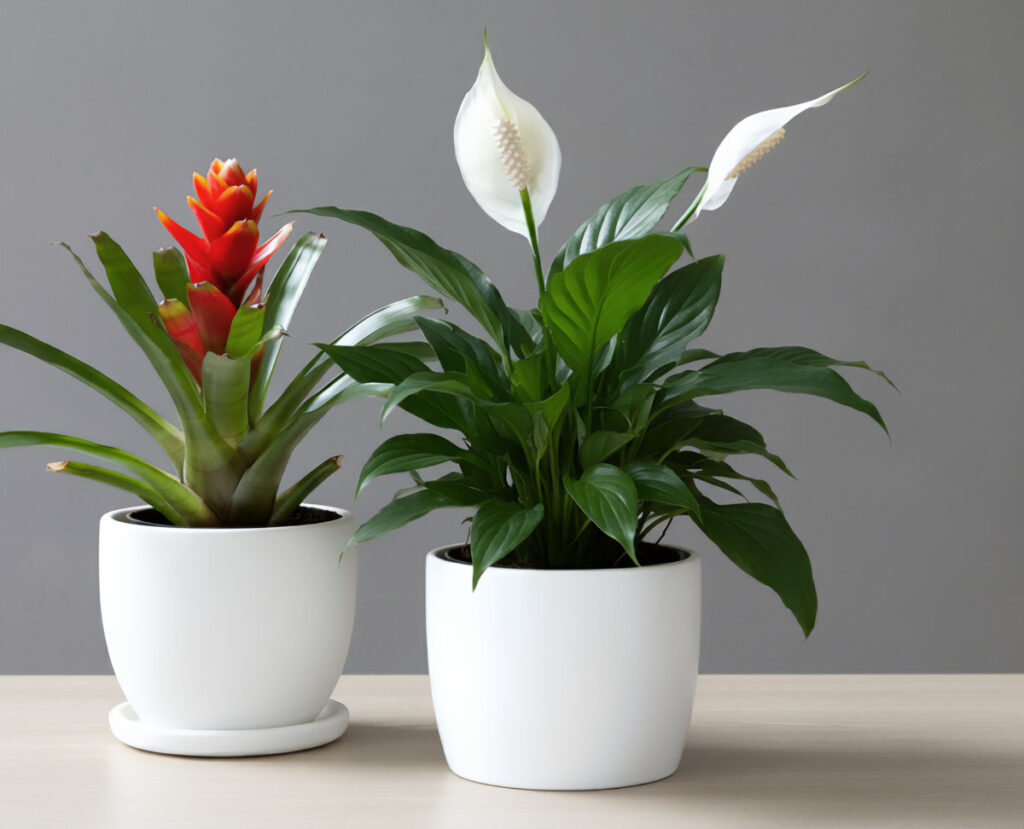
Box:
[427,542,698,577]
[101,503,352,534]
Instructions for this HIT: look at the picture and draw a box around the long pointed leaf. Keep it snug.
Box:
[695,500,817,636]
[0,430,215,525]
[292,207,527,353]
[470,500,544,587]
[0,323,184,468]
[249,232,328,418]
[564,464,639,563]
[270,455,343,526]
[46,460,186,526]
[357,434,466,495]
[551,167,702,273]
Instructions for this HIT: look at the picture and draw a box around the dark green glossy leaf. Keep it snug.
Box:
[357,433,466,495]
[350,488,458,546]
[551,167,701,273]
[695,500,817,636]
[540,235,684,374]
[624,461,701,517]
[664,352,888,433]
[564,463,639,562]
[416,317,507,393]
[470,500,545,587]
[580,430,633,468]
[613,255,723,382]
[293,207,526,352]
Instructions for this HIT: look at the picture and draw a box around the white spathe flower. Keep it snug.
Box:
[693,73,866,219]
[454,36,561,237]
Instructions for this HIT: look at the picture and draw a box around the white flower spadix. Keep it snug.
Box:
[454,36,561,237]
[693,73,867,219]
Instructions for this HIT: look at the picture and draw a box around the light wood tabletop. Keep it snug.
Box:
[1,674,1021,828]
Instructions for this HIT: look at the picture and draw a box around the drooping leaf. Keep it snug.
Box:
[46,459,187,526]
[540,235,684,374]
[357,433,466,495]
[0,430,215,525]
[551,167,701,272]
[292,207,527,352]
[380,371,484,424]
[695,500,817,636]
[470,499,545,587]
[416,317,508,393]
[564,463,639,562]
[683,414,792,476]
[0,323,184,468]
[664,352,888,433]
[350,487,460,546]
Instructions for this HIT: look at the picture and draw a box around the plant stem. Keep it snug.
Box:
[671,181,708,232]
[520,188,545,298]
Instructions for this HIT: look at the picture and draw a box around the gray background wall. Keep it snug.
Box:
[1,0,1020,674]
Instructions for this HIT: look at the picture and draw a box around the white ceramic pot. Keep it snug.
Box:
[99,504,357,733]
[425,545,701,790]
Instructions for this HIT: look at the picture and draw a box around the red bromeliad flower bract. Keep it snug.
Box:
[155,158,292,380]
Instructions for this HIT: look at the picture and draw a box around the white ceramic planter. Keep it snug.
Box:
[99,504,357,749]
[425,545,701,790]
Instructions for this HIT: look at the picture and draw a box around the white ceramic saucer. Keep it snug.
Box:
[108,700,350,757]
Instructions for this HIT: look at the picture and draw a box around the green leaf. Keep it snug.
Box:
[46,459,186,526]
[416,317,507,393]
[580,430,634,468]
[540,235,684,374]
[247,295,443,451]
[380,371,482,424]
[564,463,639,563]
[713,346,898,391]
[684,414,792,476]
[612,255,723,382]
[470,500,545,587]
[249,232,328,418]
[624,461,701,518]
[225,304,267,359]
[153,247,191,307]
[0,430,216,526]
[357,433,466,495]
[318,344,466,430]
[551,167,701,273]
[60,244,234,475]
[670,453,781,507]
[91,232,161,333]
[201,353,251,444]
[270,455,343,526]
[664,352,888,433]
[350,488,458,546]
[293,207,526,352]
[0,323,184,468]
[695,501,817,636]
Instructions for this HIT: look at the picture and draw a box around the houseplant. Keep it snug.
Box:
[0,158,441,756]
[304,37,891,789]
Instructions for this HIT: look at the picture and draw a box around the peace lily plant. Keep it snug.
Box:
[297,36,890,788]
[305,41,887,635]
[0,158,441,527]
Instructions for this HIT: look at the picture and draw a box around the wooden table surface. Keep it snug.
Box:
[1,675,1021,828]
